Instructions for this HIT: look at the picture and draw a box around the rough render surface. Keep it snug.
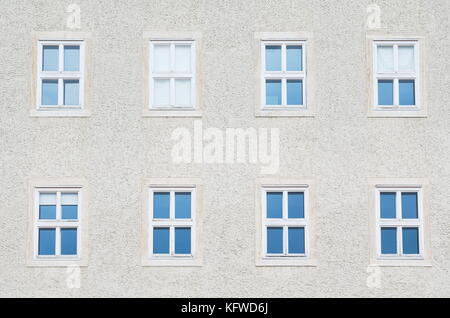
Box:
[0,0,449,297]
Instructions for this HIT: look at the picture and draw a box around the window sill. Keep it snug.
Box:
[256,257,317,267]
[27,258,87,267]
[143,109,202,118]
[255,108,315,118]
[370,259,432,267]
[141,258,202,267]
[367,108,427,118]
[30,109,91,118]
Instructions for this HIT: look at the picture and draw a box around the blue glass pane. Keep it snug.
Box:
[64,46,80,71]
[402,227,419,254]
[287,80,303,105]
[267,227,283,254]
[380,192,396,219]
[286,46,302,71]
[399,80,415,105]
[381,227,397,254]
[62,205,78,219]
[153,192,170,219]
[265,46,281,71]
[175,228,191,254]
[39,205,56,219]
[153,228,169,254]
[38,228,55,255]
[61,228,77,255]
[288,227,305,254]
[175,192,191,219]
[267,192,282,218]
[42,80,58,105]
[288,192,304,218]
[266,80,281,105]
[64,80,79,105]
[378,80,393,105]
[42,46,58,71]
[402,192,418,219]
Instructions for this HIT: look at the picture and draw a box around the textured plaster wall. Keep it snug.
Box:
[0,0,449,297]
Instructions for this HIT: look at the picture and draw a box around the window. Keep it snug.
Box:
[32,188,82,262]
[149,40,196,109]
[143,179,202,266]
[37,41,84,110]
[376,188,423,259]
[261,41,306,108]
[370,38,426,117]
[256,181,316,266]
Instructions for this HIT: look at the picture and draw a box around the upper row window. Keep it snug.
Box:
[37,41,84,110]
[34,37,424,117]
[373,40,419,109]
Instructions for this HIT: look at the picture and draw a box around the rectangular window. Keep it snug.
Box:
[373,41,419,108]
[37,41,84,109]
[376,188,423,259]
[149,41,195,109]
[262,188,308,257]
[34,190,81,259]
[261,41,306,108]
[149,188,195,258]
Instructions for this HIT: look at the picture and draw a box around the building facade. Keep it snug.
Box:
[0,0,449,297]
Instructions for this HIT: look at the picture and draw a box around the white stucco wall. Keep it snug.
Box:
[0,0,449,297]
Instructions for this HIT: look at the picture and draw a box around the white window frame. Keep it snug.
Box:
[254,32,315,118]
[27,178,88,267]
[367,34,427,118]
[36,40,85,110]
[149,187,196,258]
[148,38,198,112]
[373,40,419,108]
[368,178,431,267]
[261,40,306,109]
[33,189,81,259]
[256,179,316,267]
[142,178,202,266]
[375,187,424,259]
[262,187,309,257]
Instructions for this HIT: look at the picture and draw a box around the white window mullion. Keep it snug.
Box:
[397,226,402,256]
[170,226,175,255]
[58,78,64,106]
[283,225,288,255]
[393,78,399,106]
[170,78,175,106]
[281,78,286,106]
[56,191,62,220]
[55,227,61,256]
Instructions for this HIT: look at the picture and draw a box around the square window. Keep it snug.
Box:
[262,187,309,258]
[34,188,82,260]
[38,41,84,109]
[373,40,419,110]
[376,186,424,260]
[150,41,195,109]
[149,186,196,261]
[261,40,306,108]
